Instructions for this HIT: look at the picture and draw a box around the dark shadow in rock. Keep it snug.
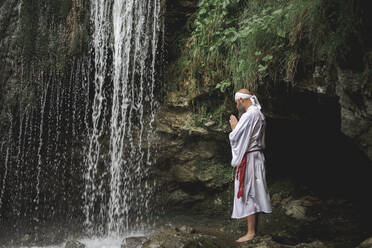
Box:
[264,109,372,247]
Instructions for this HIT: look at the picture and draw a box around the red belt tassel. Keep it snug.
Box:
[236,153,247,199]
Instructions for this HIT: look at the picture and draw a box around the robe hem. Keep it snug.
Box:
[231,209,272,219]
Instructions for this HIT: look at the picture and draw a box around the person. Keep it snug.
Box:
[228,88,272,243]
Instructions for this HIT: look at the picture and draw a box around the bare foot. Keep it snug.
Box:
[235,232,255,243]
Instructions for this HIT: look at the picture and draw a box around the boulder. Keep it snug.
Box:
[121,236,148,248]
[284,200,308,220]
[283,196,318,221]
[358,237,372,248]
[140,226,223,248]
[65,240,85,248]
[176,225,196,234]
[293,240,327,248]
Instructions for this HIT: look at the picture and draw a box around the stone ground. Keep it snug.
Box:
[2,217,372,248]
[1,198,371,248]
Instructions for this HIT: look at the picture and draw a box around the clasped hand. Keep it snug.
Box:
[229,115,238,130]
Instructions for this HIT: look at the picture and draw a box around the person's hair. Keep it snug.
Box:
[237,88,252,95]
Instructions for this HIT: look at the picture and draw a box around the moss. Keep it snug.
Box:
[193,158,233,189]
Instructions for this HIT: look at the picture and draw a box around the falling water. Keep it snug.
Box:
[34,76,49,213]
[84,0,164,237]
[83,0,112,235]
[0,113,12,213]
[0,0,164,242]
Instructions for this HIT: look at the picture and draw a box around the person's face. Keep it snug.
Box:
[236,99,246,114]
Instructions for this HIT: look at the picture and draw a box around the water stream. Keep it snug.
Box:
[0,0,165,244]
[84,0,164,237]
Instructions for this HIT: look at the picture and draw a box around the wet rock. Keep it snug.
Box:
[293,240,327,248]
[176,225,196,234]
[21,234,31,242]
[121,236,148,248]
[161,239,185,248]
[237,235,327,248]
[141,226,223,248]
[171,164,198,183]
[283,196,318,221]
[65,240,85,248]
[197,141,216,159]
[271,193,282,207]
[358,237,372,248]
[280,196,293,206]
[284,200,308,220]
[168,189,191,204]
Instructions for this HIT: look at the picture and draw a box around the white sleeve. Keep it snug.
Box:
[228,111,259,167]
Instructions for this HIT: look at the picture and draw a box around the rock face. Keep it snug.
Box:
[163,0,198,62]
[0,0,91,229]
[154,104,234,212]
[155,0,372,215]
[150,5,372,248]
[336,68,372,160]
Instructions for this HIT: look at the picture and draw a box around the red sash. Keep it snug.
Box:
[236,149,263,199]
[236,153,247,198]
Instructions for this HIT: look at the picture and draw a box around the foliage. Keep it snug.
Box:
[192,95,231,128]
[172,0,365,93]
[215,79,231,92]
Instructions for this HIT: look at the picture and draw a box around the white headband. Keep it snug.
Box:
[234,92,262,110]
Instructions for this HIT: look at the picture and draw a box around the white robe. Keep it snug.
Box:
[229,105,272,219]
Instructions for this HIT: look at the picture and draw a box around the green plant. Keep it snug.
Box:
[175,0,359,92]
[215,79,232,92]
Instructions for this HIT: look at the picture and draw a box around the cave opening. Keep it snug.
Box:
[263,93,372,246]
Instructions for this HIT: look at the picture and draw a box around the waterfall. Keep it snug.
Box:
[84,0,164,236]
[0,0,163,239]
[0,113,12,213]
[34,76,49,213]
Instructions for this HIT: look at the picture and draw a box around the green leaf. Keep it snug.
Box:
[258,64,268,72]
[255,51,262,56]
[216,80,232,92]
[277,29,286,38]
[239,28,253,37]
[262,55,273,62]
[273,9,283,15]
